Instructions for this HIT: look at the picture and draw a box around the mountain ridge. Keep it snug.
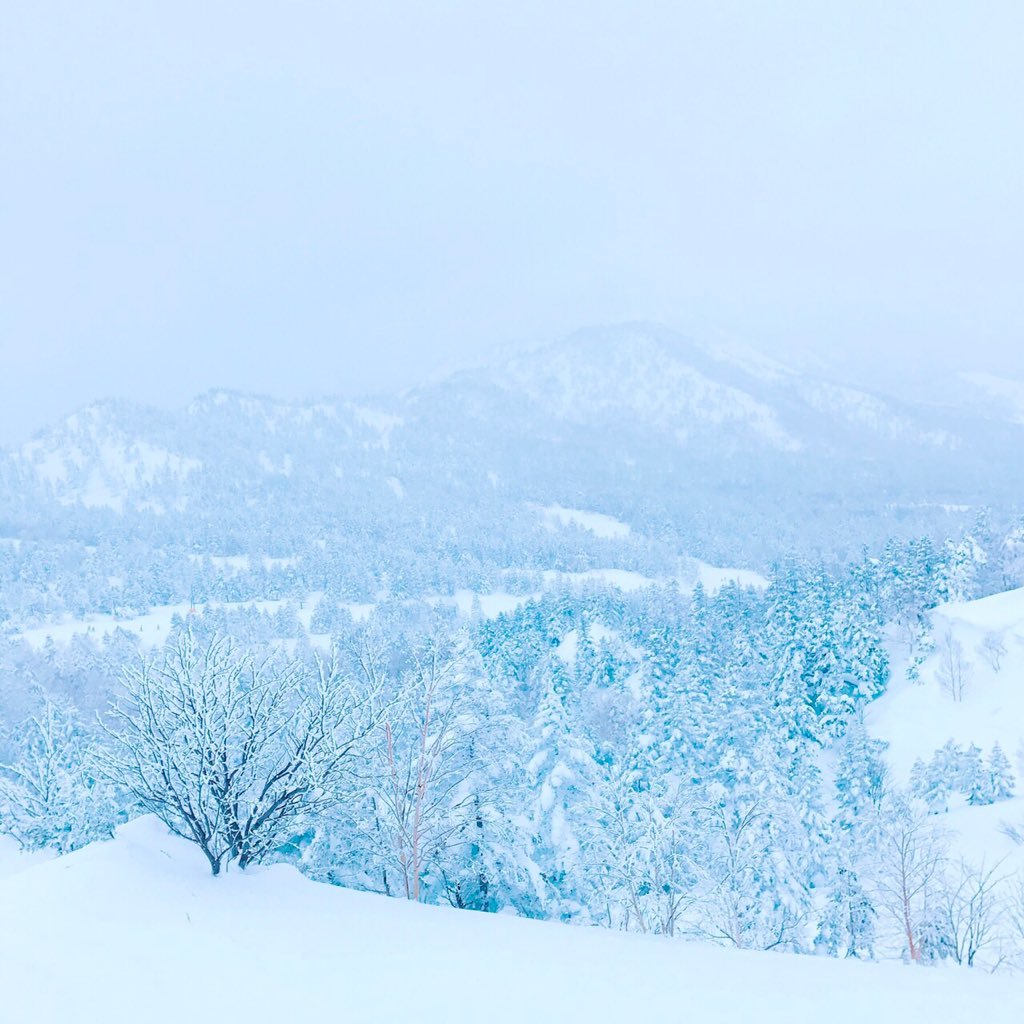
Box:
[2,323,1020,567]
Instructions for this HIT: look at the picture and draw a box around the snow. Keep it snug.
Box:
[349,404,404,450]
[868,589,1024,784]
[797,380,957,448]
[867,586,1024,870]
[445,589,537,618]
[429,562,768,622]
[0,834,52,879]
[541,504,631,539]
[258,452,293,476]
[1,817,1018,1024]
[502,330,804,452]
[188,553,252,572]
[539,568,654,592]
[15,597,311,650]
[555,629,579,664]
[693,559,769,593]
[19,428,201,512]
[704,339,794,382]
[263,555,300,571]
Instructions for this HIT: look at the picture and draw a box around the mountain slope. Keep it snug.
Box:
[1,323,1021,578]
[867,586,1024,870]
[1,817,1020,1024]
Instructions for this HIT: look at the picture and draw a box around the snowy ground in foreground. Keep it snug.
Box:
[2,818,1021,1024]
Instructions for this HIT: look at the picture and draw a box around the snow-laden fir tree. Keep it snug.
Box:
[986,742,1015,802]
[524,651,601,921]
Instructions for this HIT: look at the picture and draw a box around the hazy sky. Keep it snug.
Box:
[3,2,1024,443]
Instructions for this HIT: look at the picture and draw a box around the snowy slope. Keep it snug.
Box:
[1,817,1020,1024]
[868,586,1024,869]
[8,323,1018,529]
[498,326,804,451]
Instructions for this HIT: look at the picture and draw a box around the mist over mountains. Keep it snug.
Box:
[3,325,1019,574]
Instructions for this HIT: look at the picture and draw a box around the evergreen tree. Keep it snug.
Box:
[961,743,988,805]
[835,719,888,826]
[986,742,1016,802]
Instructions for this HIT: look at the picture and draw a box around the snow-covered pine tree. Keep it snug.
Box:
[524,652,600,921]
[834,718,889,828]
[961,743,989,806]
[986,742,1016,802]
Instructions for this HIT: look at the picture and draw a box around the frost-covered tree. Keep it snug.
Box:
[0,698,118,853]
[764,565,888,742]
[910,755,953,815]
[816,854,877,960]
[360,630,488,902]
[961,743,989,806]
[979,631,1007,673]
[940,535,986,604]
[834,718,889,826]
[309,623,535,913]
[690,800,799,950]
[98,630,379,875]
[524,652,601,920]
[580,765,697,936]
[986,743,1016,803]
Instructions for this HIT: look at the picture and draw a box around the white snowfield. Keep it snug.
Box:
[1,818,1020,1024]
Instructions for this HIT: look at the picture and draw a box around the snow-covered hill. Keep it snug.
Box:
[1,817,1020,1024]
[868,586,1024,870]
[497,326,805,451]
[5,324,1020,529]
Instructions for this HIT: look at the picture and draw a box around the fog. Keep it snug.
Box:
[2,1,1023,443]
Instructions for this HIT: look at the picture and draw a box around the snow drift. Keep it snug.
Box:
[1,817,1020,1023]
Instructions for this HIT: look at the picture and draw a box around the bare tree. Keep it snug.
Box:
[936,629,972,702]
[867,796,949,962]
[936,859,1010,969]
[1008,876,1024,969]
[97,631,380,875]
[979,631,1007,674]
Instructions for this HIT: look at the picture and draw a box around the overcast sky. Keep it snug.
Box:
[2,2,1023,443]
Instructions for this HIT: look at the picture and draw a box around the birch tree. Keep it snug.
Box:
[867,796,949,962]
[361,629,484,902]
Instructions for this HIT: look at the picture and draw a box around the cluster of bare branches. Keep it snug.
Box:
[937,859,1010,968]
